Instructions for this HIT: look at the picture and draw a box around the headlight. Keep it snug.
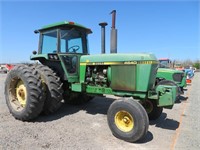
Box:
[48,54,59,61]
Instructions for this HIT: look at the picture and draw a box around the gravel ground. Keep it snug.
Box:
[0,73,199,150]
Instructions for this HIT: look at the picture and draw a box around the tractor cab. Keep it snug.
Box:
[158,58,173,68]
[31,21,92,82]
[37,21,91,54]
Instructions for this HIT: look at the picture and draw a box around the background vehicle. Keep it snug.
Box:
[174,63,184,71]
[156,68,186,95]
[158,58,184,71]
[183,66,195,84]
[157,59,187,95]
[158,58,173,68]
[0,64,14,73]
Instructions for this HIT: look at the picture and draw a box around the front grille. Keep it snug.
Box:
[173,73,184,82]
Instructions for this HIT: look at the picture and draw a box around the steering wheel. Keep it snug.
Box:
[68,45,80,53]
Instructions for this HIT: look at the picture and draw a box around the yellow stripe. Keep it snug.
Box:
[80,61,158,66]
[104,62,122,65]
[80,63,87,66]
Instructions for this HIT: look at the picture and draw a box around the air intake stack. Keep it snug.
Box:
[110,10,117,53]
[99,22,108,54]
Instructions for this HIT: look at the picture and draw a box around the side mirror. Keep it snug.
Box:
[34,30,39,34]
[32,50,37,55]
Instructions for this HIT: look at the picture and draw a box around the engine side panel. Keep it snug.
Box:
[79,53,158,94]
[111,65,136,91]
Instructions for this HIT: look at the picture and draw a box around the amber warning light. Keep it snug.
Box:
[69,22,75,25]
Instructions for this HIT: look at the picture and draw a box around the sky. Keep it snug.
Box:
[0,0,199,63]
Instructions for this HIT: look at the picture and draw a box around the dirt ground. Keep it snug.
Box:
[0,73,200,150]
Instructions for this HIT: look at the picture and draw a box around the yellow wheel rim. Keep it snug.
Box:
[41,78,47,91]
[16,80,27,107]
[115,110,134,132]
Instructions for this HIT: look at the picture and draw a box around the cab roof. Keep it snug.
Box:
[38,21,92,34]
[159,58,171,61]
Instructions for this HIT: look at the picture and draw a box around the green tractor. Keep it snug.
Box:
[4,11,177,142]
[157,58,187,96]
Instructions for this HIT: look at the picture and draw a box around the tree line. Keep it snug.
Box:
[175,59,200,69]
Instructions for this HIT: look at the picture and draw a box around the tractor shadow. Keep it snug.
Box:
[36,97,179,132]
[36,97,178,143]
[149,113,179,130]
[83,96,115,115]
[175,96,188,104]
[136,131,153,144]
[36,96,114,122]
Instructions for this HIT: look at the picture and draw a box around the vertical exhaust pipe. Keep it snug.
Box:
[110,10,117,53]
[99,22,108,54]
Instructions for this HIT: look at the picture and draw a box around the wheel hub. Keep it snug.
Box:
[18,89,25,98]
[123,116,130,124]
[16,80,27,107]
[115,110,134,132]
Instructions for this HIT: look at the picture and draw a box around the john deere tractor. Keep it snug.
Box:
[157,58,187,96]
[4,11,177,142]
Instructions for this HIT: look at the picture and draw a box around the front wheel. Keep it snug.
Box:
[107,98,149,142]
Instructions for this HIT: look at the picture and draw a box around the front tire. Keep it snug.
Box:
[107,98,149,142]
[4,65,45,121]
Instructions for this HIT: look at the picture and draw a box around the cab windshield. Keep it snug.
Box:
[40,28,88,54]
[40,30,57,54]
[159,60,171,68]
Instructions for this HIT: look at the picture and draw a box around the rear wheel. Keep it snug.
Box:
[142,100,163,120]
[33,64,64,114]
[4,65,45,121]
[107,98,149,142]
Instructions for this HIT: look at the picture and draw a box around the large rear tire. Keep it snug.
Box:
[107,98,149,142]
[4,65,45,121]
[33,64,64,114]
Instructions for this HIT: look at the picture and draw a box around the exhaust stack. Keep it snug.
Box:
[110,10,117,53]
[99,22,108,54]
